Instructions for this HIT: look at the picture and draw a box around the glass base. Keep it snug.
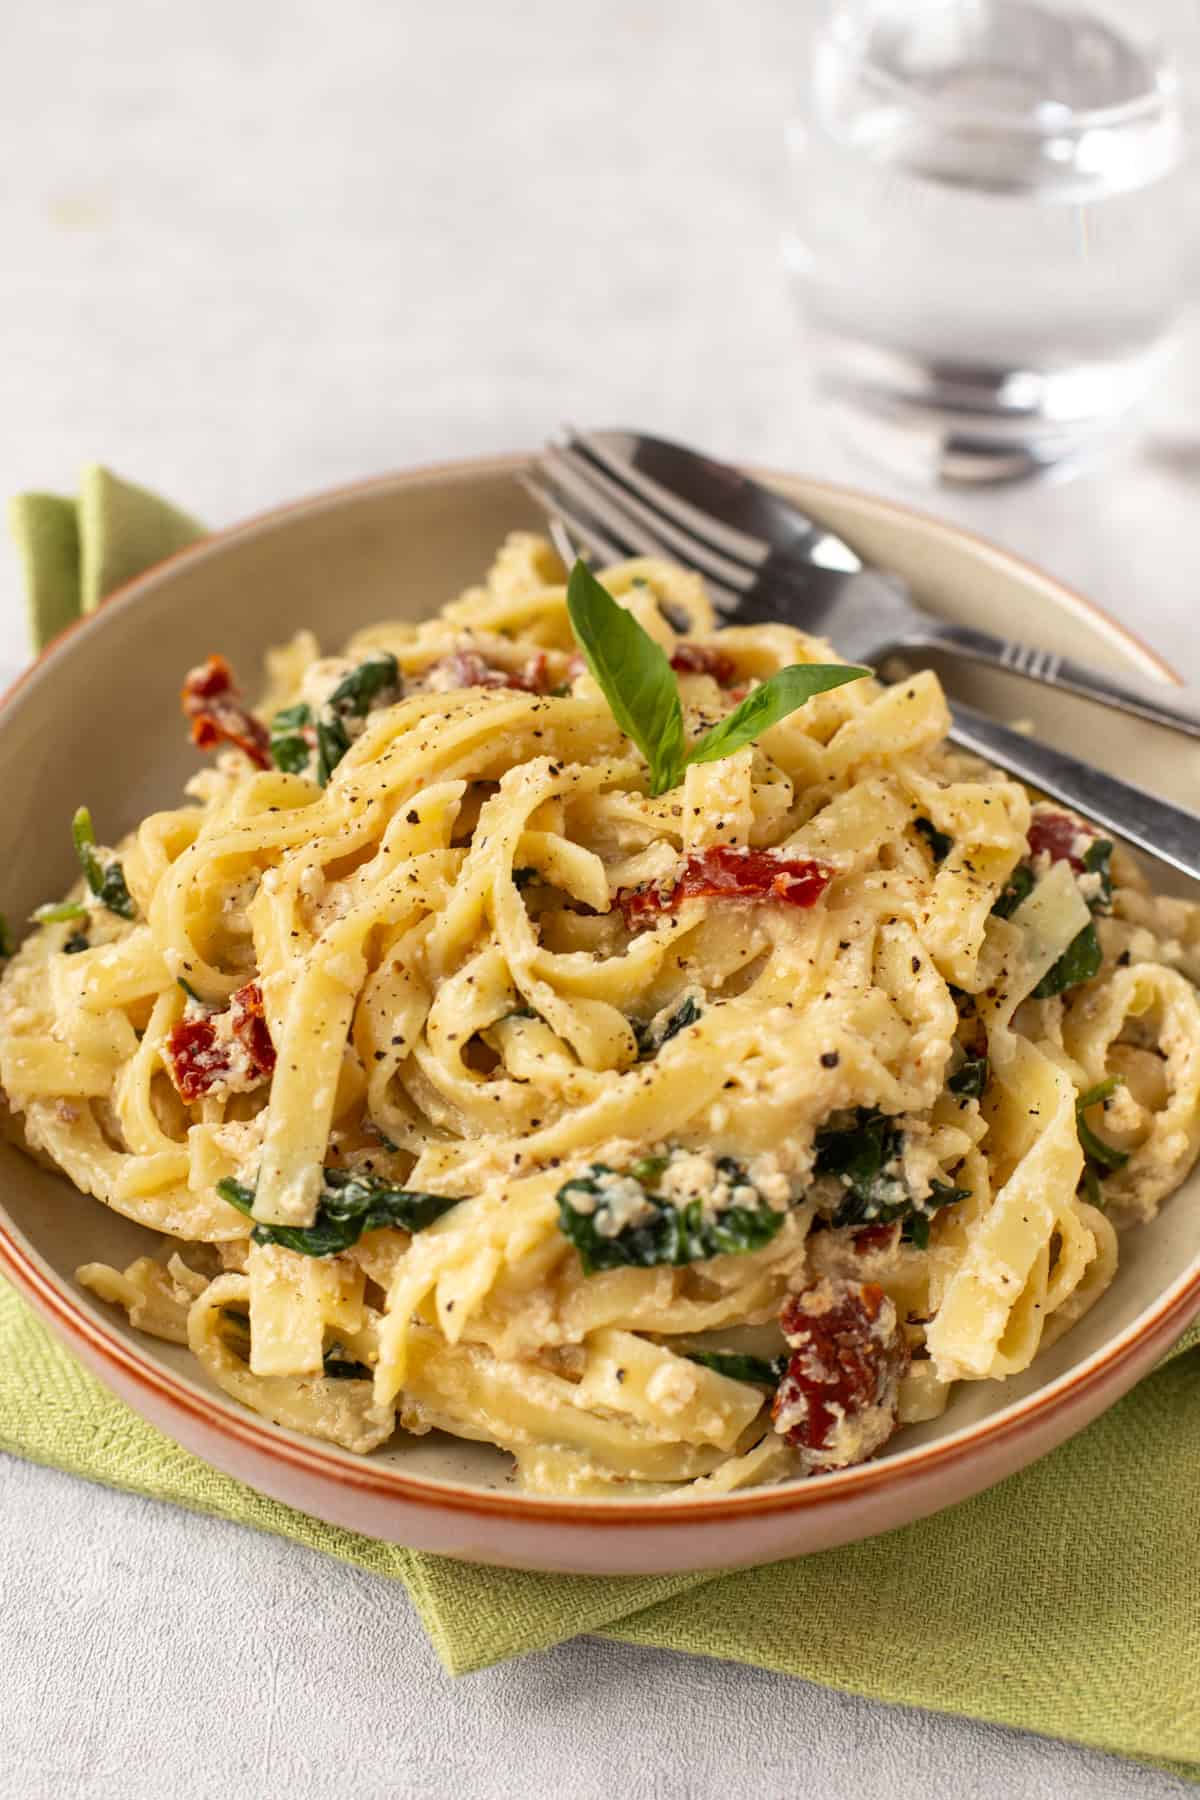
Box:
[811,334,1171,486]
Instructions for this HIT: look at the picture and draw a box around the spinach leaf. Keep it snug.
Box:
[1031,920,1103,999]
[565,560,866,797]
[566,560,686,797]
[991,863,1036,920]
[629,1153,669,1186]
[272,654,402,786]
[814,1108,969,1247]
[218,1168,463,1257]
[72,807,135,919]
[684,663,869,770]
[322,1346,373,1380]
[1075,1076,1129,1204]
[269,701,314,774]
[326,652,400,717]
[632,995,701,1059]
[556,1156,784,1275]
[220,1306,371,1378]
[1082,838,1114,913]
[992,838,1109,999]
[948,1056,989,1100]
[32,900,88,925]
[684,1349,786,1387]
[914,816,953,863]
[315,715,351,786]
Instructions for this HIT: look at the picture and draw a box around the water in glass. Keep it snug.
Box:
[786,0,1198,482]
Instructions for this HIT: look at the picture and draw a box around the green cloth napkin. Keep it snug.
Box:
[6,470,1200,1778]
[9,466,204,649]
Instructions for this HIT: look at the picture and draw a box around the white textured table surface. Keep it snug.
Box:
[2,5,1199,1796]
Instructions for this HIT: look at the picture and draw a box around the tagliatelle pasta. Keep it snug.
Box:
[3,531,1199,1496]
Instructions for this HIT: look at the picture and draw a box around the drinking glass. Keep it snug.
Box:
[785,0,1200,483]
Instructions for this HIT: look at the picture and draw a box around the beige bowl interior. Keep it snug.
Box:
[1,456,1198,1499]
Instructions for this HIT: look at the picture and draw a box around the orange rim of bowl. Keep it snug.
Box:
[0,450,1194,1529]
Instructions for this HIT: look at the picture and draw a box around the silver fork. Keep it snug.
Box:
[532,429,1200,738]
[523,429,1200,883]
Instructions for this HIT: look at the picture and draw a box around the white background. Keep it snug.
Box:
[1,3,1198,1795]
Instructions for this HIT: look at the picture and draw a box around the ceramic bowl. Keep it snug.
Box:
[1,454,1197,1575]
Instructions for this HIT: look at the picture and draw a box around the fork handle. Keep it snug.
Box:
[895,621,1200,741]
[947,701,1200,882]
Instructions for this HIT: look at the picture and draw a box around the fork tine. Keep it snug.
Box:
[532,458,745,615]
[566,427,769,572]
[544,513,581,573]
[543,445,755,599]
[518,474,628,570]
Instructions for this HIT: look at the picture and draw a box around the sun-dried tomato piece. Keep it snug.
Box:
[427,649,552,695]
[618,847,833,929]
[852,1222,900,1256]
[163,1015,232,1102]
[1027,809,1096,872]
[181,655,271,769]
[771,1276,908,1474]
[164,980,275,1102]
[228,981,275,1078]
[669,643,737,685]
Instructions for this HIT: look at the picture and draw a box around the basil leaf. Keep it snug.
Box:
[685,663,869,770]
[32,900,88,924]
[948,1056,989,1099]
[914,817,953,863]
[1031,920,1103,999]
[566,560,685,796]
[815,1108,969,1243]
[72,807,135,919]
[684,1349,786,1387]
[556,1156,784,1274]
[218,1169,463,1257]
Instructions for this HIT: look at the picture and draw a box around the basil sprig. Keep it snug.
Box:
[218,1167,462,1257]
[72,807,135,919]
[566,561,867,797]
